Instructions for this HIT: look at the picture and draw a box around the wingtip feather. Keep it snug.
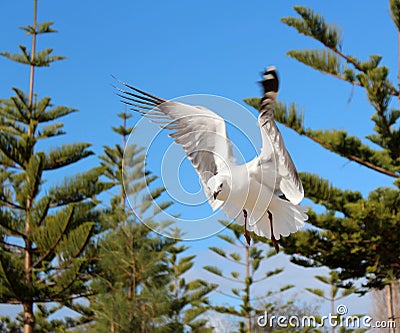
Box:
[261,66,279,93]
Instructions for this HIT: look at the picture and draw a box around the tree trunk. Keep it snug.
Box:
[245,244,251,333]
[385,283,396,333]
[24,235,35,333]
[330,296,335,333]
[29,0,37,106]
[24,2,38,331]
[23,301,35,333]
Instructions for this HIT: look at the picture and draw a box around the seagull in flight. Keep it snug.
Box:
[116,67,308,251]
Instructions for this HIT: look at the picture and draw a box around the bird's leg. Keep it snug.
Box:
[243,209,251,246]
[268,210,279,253]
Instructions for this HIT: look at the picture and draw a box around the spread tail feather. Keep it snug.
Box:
[247,196,308,240]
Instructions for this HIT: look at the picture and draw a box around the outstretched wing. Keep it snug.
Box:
[257,67,304,204]
[116,79,236,209]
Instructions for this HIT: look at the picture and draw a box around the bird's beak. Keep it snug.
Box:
[213,190,220,200]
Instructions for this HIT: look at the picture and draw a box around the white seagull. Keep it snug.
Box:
[117,67,308,250]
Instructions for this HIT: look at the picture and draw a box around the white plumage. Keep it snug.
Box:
[117,66,308,249]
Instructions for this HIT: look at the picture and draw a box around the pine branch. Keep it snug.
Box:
[332,48,364,74]
[31,206,74,269]
[48,167,110,207]
[42,143,94,170]
[20,21,58,35]
[23,154,45,204]
[286,49,360,86]
[0,258,22,303]
[0,240,25,252]
[35,223,93,286]
[0,195,25,210]
[49,269,88,300]
[9,88,31,124]
[251,285,294,301]
[306,129,399,177]
[282,6,356,71]
[0,47,65,67]
[209,247,245,266]
[244,99,305,134]
[253,268,284,283]
[203,265,244,283]
[37,105,76,122]
[0,46,31,65]
[299,172,362,215]
[390,0,400,31]
[62,301,95,321]
[244,98,399,178]
[0,298,20,304]
[282,6,400,97]
[56,223,95,262]
[0,212,26,238]
[213,289,243,302]
[305,287,329,300]
[0,132,27,168]
[37,122,65,139]
[217,234,241,247]
[287,49,341,75]
[30,197,50,228]
[31,48,66,67]
[281,6,342,49]
[357,67,400,159]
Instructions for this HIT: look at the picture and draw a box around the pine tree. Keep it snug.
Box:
[90,109,175,333]
[163,228,216,333]
[0,1,110,332]
[91,224,172,333]
[203,221,293,333]
[0,304,83,333]
[244,3,400,331]
[305,272,359,333]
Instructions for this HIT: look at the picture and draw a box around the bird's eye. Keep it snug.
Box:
[219,183,223,189]
[207,186,211,192]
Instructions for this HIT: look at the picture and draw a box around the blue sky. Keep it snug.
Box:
[1,0,398,323]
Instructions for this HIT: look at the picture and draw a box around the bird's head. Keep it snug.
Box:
[207,174,231,202]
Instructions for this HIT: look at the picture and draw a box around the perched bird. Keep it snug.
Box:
[116,67,308,251]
